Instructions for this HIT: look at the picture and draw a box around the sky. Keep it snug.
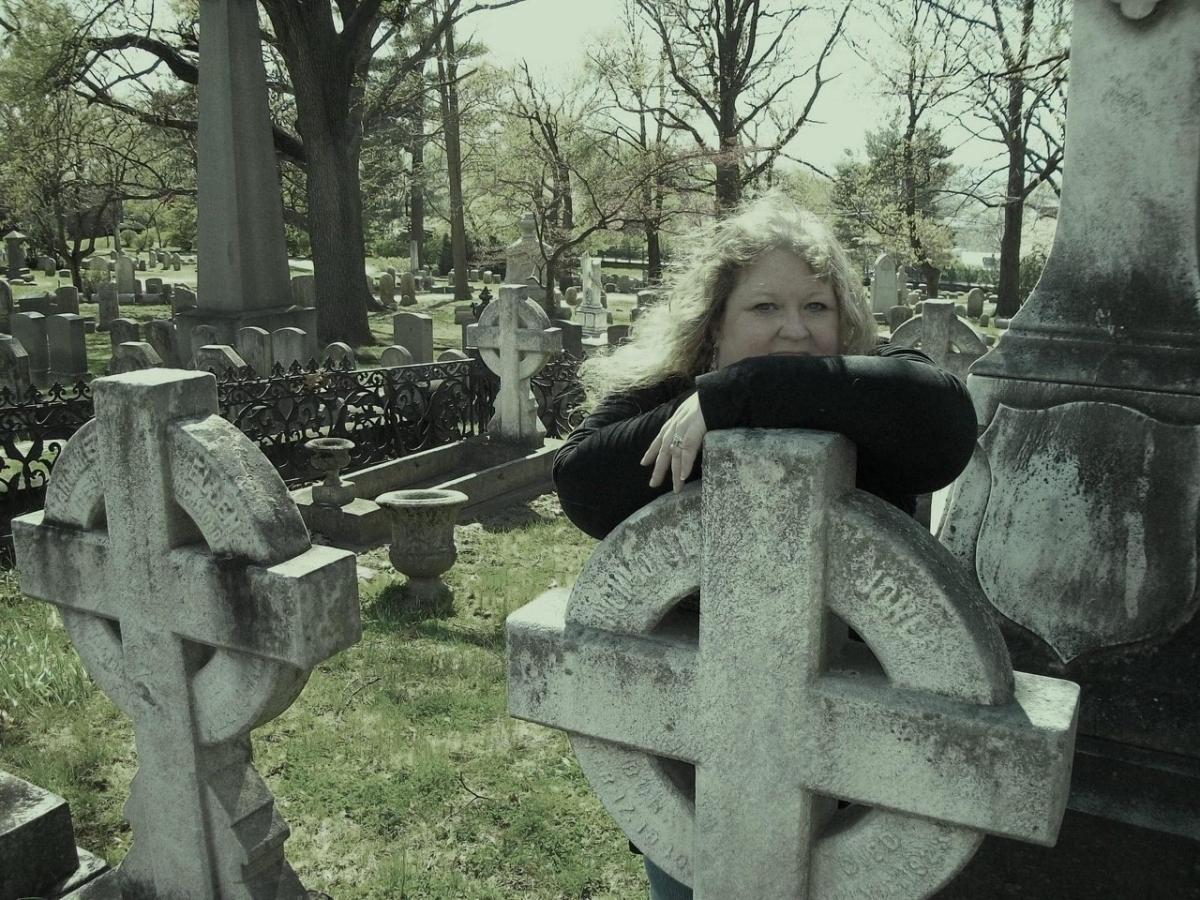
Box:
[464,0,1003,176]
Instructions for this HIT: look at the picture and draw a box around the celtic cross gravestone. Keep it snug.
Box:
[13,370,362,899]
[889,300,988,380]
[508,430,1079,898]
[465,284,562,446]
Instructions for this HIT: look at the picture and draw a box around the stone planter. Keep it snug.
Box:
[376,488,469,607]
[305,437,356,507]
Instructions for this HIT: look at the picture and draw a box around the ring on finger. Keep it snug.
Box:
[669,435,685,450]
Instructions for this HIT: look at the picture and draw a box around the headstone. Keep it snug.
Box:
[398,272,417,306]
[604,281,617,294]
[453,304,477,350]
[0,333,31,398]
[0,279,12,330]
[170,252,182,271]
[0,769,108,898]
[18,293,51,316]
[108,318,141,350]
[194,343,247,375]
[272,326,310,370]
[110,341,163,374]
[145,276,164,296]
[870,253,897,315]
[115,255,135,295]
[379,345,413,367]
[607,323,631,346]
[236,326,273,376]
[437,348,470,362]
[11,312,48,382]
[886,305,913,331]
[144,319,181,368]
[378,271,395,306]
[978,313,990,328]
[46,314,88,383]
[321,341,356,369]
[504,212,545,288]
[564,286,579,307]
[12,369,361,900]
[896,263,909,301]
[39,256,55,276]
[465,284,562,446]
[636,289,658,308]
[579,254,607,340]
[189,324,220,367]
[508,430,1079,898]
[551,319,583,358]
[172,284,198,314]
[889,300,986,380]
[936,5,1200,892]
[965,287,985,319]
[291,274,316,309]
[392,311,433,363]
[54,285,80,315]
[57,268,72,280]
[630,307,643,324]
[96,282,120,330]
[483,271,493,285]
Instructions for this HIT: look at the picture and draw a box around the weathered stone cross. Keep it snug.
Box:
[508,430,1080,898]
[890,299,988,380]
[14,370,361,899]
[465,284,562,446]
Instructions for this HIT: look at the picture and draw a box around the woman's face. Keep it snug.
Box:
[713,248,841,369]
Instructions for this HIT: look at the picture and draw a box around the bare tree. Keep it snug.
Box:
[925,0,1069,315]
[634,0,851,213]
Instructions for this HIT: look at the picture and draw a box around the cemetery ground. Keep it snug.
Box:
[0,493,657,898]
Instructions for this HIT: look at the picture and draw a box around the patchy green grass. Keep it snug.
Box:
[0,496,650,899]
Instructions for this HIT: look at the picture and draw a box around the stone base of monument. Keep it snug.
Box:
[174,304,317,359]
[292,436,562,550]
[0,771,111,900]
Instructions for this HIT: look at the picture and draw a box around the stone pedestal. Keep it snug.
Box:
[937,1,1200,892]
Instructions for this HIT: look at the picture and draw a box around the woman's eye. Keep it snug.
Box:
[806,301,831,312]
[753,302,777,311]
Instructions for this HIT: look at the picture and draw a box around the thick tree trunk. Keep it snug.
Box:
[305,135,375,344]
[714,148,741,214]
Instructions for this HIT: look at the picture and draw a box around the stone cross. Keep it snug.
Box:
[889,300,987,380]
[508,430,1079,898]
[13,370,361,899]
[465,284,562,446]
[578,254,607,339]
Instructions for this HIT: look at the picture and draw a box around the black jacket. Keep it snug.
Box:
[554,346,978,539]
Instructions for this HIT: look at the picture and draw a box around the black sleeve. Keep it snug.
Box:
[695,345,977,500]
[552,377,696,539]
[553,348,977,539]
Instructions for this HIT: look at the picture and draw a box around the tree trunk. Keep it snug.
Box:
[305,134,375,344]
[995,79,1027,319]
[410,92,425,270]
[438,8,470,303]
[714,140,741,214]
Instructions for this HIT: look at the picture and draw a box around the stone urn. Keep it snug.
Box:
[376,488,469,607]
[305,437,356,507]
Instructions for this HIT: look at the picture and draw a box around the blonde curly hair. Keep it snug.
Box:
[579,192,876,405]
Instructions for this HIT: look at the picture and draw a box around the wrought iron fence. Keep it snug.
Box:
[0,353,584,565]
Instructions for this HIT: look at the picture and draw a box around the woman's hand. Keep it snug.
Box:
[640,393,708,493]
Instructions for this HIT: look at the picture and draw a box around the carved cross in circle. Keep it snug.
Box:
[14,370,361,899]
[508,430,1080,899]
[466,284,562,446]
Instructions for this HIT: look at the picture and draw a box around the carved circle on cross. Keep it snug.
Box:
[475,293,558,380]
[37,414,312,747]
[564,481,1014,896]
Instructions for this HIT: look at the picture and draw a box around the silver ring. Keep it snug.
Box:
[670,436,685,449]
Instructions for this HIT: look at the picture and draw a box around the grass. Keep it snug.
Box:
[0,495,651,899]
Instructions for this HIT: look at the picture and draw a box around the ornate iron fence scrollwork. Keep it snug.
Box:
[0,352,581,564]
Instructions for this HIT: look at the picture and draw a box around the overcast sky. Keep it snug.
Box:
[465,0,1003,176]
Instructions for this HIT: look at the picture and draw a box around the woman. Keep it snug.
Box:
[552,193,977,898]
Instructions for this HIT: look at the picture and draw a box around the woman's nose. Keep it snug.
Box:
[777,309,809,339]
